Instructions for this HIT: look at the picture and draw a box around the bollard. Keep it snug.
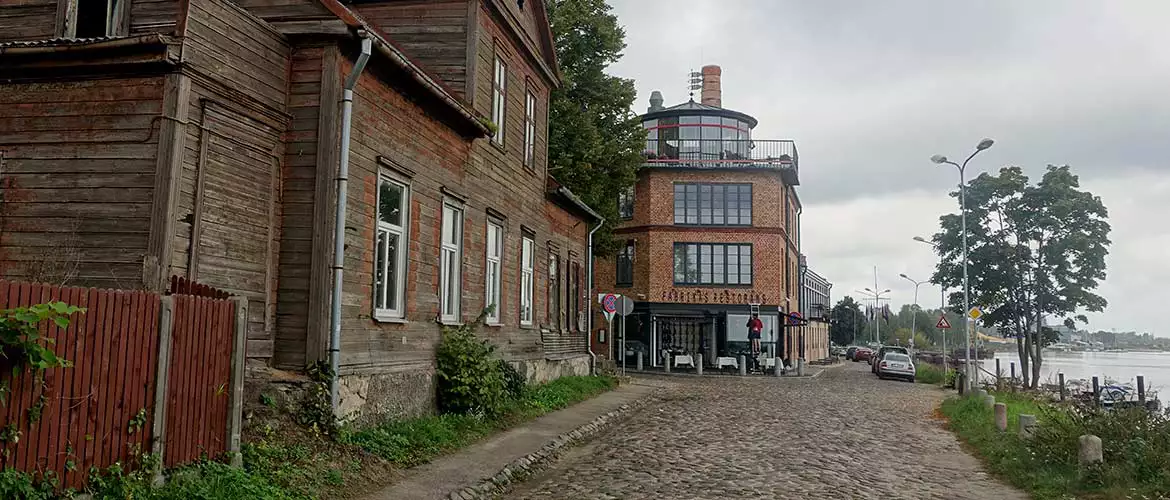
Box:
[1010,362,1016,392]
[774,357,783,378]
[636,351,643,371]
[994,403,1008,431]
[695,354,703,376]
[1092,376,1100,408]
[738,355,747,376]
[797,359,805,377]
[1058,372,1066,401]
[983,394,996,410]
[974,388,987,400]
[1137,375,1146,404]
[664,353,671,373]
[1078,435,1103,478]
[1018,414,1037,439]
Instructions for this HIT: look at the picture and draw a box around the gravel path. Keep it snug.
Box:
[504,361,1027,500]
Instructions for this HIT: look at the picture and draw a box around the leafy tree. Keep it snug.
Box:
[930,165,1110,388]
[546,0,646,255]
[829,296,868,345]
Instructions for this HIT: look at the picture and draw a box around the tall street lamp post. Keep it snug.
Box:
[900,274,927,351]
[931,138,994,391]
[914,236,949,368]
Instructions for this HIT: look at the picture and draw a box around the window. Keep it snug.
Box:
[673,183,751,226]
[520,233,534,325]
[672,243,752,286]
[616,240,634,286]
[440,202,464,322]
[63,0,127,38]
[571,261,582,332]
[492,56,507,146]
[618,186,634,219]
[373,176,408,319]
[547,247,561,329]
[485,220,503,324]
[523,89,536,169]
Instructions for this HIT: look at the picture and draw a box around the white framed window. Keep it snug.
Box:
[485,220,504,324]
[523,89,536,169]
[440,202,464,323]
[373,176,408,319]
[520,233,534,326]
[492,56,507,145]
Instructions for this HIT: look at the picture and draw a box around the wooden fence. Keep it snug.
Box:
[0,279,245,489]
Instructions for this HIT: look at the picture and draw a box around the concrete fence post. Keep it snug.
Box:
[1078,434,1103,477]
[994,403,1008,431]
[797,359,805,377]
[995,358,1002,391]
[738,355,747,376]
[227,296,248,468]
[983,394,996,410]
[1018,414,1037,439]
[636,351,643,371]
[1092,376,1100,408]
[695,354,703,376]
[664,353,671,373]
[150,296,175,486]
[1137,375,1146,404]
[774,357,783,377]
[1058,372,1066,401]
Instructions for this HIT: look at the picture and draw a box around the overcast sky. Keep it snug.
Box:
[606,0,1170,335]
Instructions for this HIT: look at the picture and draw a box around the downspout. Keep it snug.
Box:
[330,35,372,412]
[585,219,605,375]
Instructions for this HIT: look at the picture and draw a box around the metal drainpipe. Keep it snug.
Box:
[330,35,372,412]
[585,219,605,375]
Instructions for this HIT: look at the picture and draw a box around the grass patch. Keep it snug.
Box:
[941,391,1170,499]
[915,363,948,385]
[344,375,616,468]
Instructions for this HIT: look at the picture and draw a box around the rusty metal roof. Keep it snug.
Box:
[0,36,132,48]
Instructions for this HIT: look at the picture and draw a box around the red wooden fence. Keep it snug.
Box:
[0,279,240,489]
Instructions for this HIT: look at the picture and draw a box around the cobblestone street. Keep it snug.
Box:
[504,362,1027,500]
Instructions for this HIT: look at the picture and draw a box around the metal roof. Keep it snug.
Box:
[0,36,133,48]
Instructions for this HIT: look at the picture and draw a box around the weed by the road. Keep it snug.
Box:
[345,375,616,468]
[941,391,1170,499]
[915,364,949,385]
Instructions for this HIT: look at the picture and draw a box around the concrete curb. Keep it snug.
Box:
[446,392,657,500]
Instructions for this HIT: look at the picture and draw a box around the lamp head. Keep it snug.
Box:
[977,138,995,151]
[899,273,909,279]
[930,154,947,164]
[913,236,928,243]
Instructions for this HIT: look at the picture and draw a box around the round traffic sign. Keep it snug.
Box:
[602,294,618,314]
[788,311,803,325]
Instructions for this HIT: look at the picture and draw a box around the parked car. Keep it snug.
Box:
[871,346,910,374]
[876,352,916,382]
[853,348,873,363]
[845,346,860,361]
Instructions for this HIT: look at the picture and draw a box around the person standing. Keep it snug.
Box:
[747,313,764,360]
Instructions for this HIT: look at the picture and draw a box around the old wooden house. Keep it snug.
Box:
[0,0,600,421]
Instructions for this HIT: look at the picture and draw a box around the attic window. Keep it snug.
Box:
[59,0,128,38]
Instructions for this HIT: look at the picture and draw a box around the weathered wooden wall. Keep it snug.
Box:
[0,77,165,289]
[173,0,291,363]
[131,0,184,35]
[0,0,57,41]
[354,0,471,98]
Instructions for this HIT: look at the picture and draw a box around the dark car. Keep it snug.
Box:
[845,346,860,361]
[871,346,910,373]
[853,348,873,363]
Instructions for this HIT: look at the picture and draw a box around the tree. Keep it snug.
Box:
[829,296,868,345]
[930,165,1110,388]
[546,0,647,255]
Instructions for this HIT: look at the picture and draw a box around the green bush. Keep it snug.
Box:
[435,322,508,416]
[499,360,527,399]
[914,363,949,385]
[0,468,57,500]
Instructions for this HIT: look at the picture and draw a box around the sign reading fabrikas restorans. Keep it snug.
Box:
[659,289,769,305]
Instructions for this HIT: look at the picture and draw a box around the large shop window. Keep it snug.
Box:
[485,220,503,324]
[520,233,535,326]
[673,183,752,226]
[440,202,464,322]
[374,176,409,319]
[673,243,752,285]
[616,240,634,286]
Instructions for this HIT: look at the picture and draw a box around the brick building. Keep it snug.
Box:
[0,0,598,422]
[593,64,821,369]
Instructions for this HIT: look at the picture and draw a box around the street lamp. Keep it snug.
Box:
[931,138,994,391]
[859,287,892,345]
[899,274,927,351]
[913,237,949,369]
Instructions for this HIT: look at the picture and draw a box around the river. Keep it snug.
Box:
[976,350,1170,393]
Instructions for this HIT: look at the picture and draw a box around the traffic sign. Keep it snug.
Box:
[788,311,803,326]
[601,294,617,313]
[967,307,983,321]
[618,295,635,316]
[936,315,952,329]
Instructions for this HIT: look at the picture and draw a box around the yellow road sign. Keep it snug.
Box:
[968,307,983,320]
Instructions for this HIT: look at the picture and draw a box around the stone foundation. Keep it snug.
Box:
[511,354,592,385]
[337,369,436,427]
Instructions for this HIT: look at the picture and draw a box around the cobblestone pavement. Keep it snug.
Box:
[504,362,1027,500]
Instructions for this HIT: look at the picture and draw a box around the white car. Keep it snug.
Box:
[876,352,916,382]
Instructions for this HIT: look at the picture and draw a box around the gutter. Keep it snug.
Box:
[329,35,373,413]
[585,219,605,375]
[554,186,603,222]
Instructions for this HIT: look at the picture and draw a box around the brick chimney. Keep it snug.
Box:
[700,65,721,107]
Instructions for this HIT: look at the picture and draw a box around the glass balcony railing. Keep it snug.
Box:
[643,139,799,172]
